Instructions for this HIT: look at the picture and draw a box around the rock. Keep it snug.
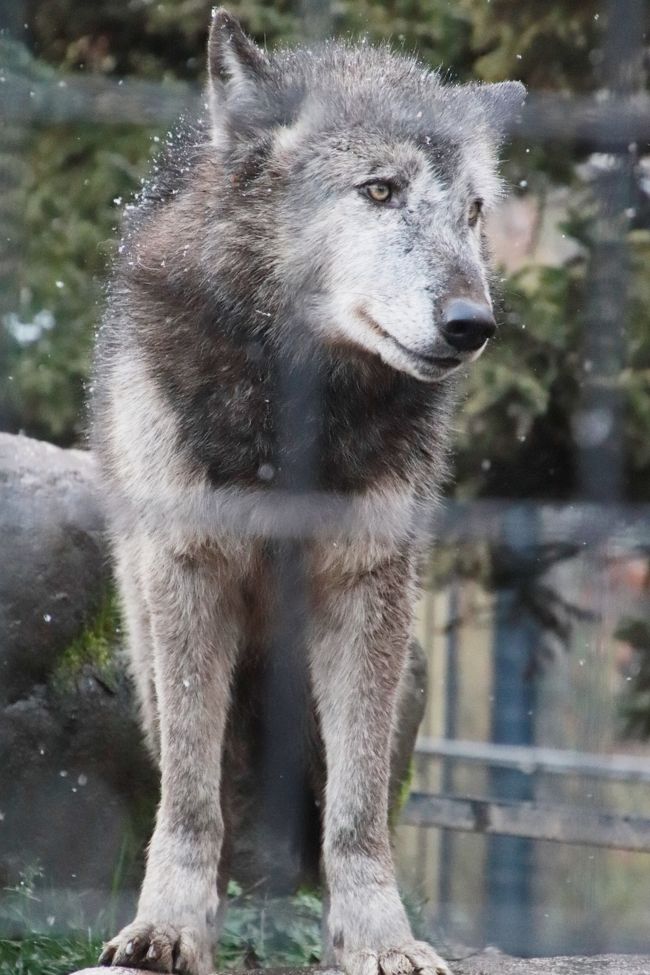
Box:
[0,433,156,899]
[65,958,650,975]
[0,667,158,895]
[0,433,108,703]
[455,956,650,974]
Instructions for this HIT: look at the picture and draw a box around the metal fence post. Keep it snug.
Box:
[485,506,539,954]
[438,582,460,930]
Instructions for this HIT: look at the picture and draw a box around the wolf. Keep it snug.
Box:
[93,9,524,975]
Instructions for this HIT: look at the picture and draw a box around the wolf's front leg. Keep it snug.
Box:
[100,546,242,975]
[310,551,450,975]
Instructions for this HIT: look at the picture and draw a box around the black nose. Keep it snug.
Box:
[440,299,496,353]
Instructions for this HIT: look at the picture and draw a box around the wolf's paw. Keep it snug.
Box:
[342,941,451,975]
[98,919,211,974]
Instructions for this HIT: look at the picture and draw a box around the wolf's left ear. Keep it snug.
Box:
[208,8,269,97]
[473,81,527,137]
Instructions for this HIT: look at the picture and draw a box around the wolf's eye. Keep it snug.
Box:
[468,198,484,227]
[365,182,392,204]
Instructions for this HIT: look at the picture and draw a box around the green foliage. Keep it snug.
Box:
[0,935,102,975]
[615,616,650,741]
[0,866,104,973]
[459,0,604,90]
[1,119,155,445]
[0,873,323,974]
[52,589,121,688]
[454,257,583,498]
[389,758,415,830]
[0,866,49,936]
[453,223,650,501]
[20,0,473,82]
[218,882,322,968]
[23,0,632,90]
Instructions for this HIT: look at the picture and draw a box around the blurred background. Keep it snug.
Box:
[1,0,650,971]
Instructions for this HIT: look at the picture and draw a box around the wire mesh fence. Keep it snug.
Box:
[1,0,650,968]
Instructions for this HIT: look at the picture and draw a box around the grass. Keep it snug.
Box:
[0,867,105,975]
[0,872,323,974]
[0,871,439,974]
[218,883,322,969]
[0,934,103,975]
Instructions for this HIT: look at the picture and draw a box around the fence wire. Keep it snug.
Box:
[1,0,650,962]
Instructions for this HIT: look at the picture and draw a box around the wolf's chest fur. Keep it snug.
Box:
[150,325,454,496]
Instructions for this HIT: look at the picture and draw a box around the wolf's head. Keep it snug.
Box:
[206,9,525,383]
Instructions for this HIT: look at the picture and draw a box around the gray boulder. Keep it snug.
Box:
[0,433,107,702]
[0,433,156,900]
[0,668,157,897]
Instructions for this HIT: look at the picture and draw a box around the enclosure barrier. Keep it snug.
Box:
[2,0,650,965]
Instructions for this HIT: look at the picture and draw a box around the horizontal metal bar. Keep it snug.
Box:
[402,792,650,852]
[416,737,650,784]
[0,69,198,126]
[3,63,650,147]
[97,484,650,545]
[516,92,650,147]
[433,499,650,549]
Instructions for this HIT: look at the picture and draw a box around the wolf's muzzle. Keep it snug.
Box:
[440,299,496,353]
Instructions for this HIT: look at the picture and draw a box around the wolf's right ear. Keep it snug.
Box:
[207,9,270,146]
[208,9,268,98]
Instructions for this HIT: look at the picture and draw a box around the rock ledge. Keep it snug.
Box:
[68,957,650,975]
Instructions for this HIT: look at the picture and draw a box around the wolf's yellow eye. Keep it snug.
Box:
[366,182,392,203]
[468,198,484,227]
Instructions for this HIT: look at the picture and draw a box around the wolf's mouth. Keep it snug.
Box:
[354,307,462,376]
[409,352,461,369]
[391,343,462,375]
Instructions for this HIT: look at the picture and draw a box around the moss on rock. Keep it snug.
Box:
[52,589,121,690]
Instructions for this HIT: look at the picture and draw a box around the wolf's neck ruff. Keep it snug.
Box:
[138,295,455,497]
[112,133,458,501]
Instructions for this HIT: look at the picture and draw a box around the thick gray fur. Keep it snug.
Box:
[92,10,524,975]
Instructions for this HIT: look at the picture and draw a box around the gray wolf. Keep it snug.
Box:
[93,10,524,974]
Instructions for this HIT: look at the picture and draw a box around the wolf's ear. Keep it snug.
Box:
[207,9,270,146]
[208,8,268,96]
[473,81,527,137]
